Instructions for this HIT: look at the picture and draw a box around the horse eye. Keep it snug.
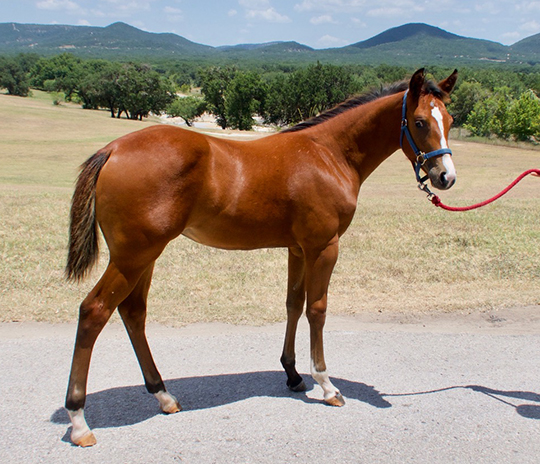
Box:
[415,120,424,129]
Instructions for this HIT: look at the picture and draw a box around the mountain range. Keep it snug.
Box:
[1,21,539,66]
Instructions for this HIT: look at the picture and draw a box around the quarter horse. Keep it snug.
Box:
[65,68,458,446]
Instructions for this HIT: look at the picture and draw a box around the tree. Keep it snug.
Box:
[509,90,540,141]
[464,98,493,137]
[489,87,513,139]
[167,96,207,126]
[199,66,237,129]
[76,60,117,110]
[115,63,175,120]
[263,74,290,126]
[224,71,266,130]
[199,67,267,130]
[464,87,513,139]
[448,81,489,126]
[264,63,355,127]
[0,56,30,96]
[31,53,83,100]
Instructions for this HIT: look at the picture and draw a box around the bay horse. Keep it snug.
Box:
[65,68,458,446]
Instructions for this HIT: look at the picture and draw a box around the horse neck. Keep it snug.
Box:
[316,91,404,184]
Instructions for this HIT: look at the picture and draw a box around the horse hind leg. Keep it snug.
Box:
[118,263,181,414]
[65,260,156,447]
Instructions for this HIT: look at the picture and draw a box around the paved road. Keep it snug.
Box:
[1,307,539,463]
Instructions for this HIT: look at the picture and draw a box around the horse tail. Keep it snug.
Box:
[65,151,111,282]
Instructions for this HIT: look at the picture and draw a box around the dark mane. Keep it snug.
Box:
[282,79,444,133]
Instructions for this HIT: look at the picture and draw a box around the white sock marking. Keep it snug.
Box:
[68,409,92,443]
[311,360,340,401]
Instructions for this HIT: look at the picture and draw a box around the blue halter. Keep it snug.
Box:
[400,90,452,184]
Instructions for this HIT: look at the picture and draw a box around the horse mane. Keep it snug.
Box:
[282,79,444,134]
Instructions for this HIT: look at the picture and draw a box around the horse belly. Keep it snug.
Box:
[182,212,293,250]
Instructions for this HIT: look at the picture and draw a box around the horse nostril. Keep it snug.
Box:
[440,172,447,185]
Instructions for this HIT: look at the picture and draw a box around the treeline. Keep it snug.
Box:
[1,52,540,141]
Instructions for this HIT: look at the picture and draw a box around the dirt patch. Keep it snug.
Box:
[2,305,539,340]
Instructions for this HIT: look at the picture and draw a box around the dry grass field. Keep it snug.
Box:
[1,91,539,325]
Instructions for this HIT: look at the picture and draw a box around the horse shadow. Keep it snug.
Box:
[50,370,390,432]
[51,373,540,442]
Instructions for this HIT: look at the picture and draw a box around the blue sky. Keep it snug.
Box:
[2,0,540,48]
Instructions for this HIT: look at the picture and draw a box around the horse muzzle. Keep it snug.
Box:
[428,164,456,190]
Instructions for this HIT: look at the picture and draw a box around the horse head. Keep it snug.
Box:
[401,68,458,191]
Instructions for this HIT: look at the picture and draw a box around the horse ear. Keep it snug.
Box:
[409,68,425,99]
[439,69,458,94]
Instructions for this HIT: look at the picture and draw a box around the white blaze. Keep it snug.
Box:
[431,106,456,182]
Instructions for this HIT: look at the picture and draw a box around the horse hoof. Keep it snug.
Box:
[287,378,307,392]
[155,391,182,414]
[325,392,346,407]
[72,430,97,447]
[164,402,182,414]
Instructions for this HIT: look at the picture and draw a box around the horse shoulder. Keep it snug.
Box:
[270,135,360,240]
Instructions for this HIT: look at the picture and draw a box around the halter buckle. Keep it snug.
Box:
[418,182,436,200]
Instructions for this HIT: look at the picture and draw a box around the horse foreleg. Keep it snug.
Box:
[118,264,181,415]
[305,236,345,407]
[281,247,307,392]
[65,263,144,447]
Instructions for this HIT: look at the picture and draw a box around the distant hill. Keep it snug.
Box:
[351,23,461,49]
[0,21,538,65]
[0,22,214,58]
[344,23,511,64]
[512,32,540,61]
[218,41,313,59]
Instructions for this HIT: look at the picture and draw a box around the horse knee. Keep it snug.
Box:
[306,300,327,323]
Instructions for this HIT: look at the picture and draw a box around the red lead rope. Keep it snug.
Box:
[430,169,540,212]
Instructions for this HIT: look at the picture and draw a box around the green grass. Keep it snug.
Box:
[1,91,539,325]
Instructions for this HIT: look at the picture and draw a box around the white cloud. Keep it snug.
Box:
[295,0,366,12]
[502,31,521,42]
[98,0,156,13]
[238,0,290,23]
[516,1,540,12]
[367,7,403,17]
[89,8,106,17]
[367,0,424,17]
[239,0,270,8]
[228,9,238,17]
[317,34,348,47]
[310,15,336,25]
[474,2,501,15]
[164,6,183,21]
[351,17,366,28]
[246,7,291,23]
[164,6,182,14]
[520,20,540,33]
[37,0,81,11]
